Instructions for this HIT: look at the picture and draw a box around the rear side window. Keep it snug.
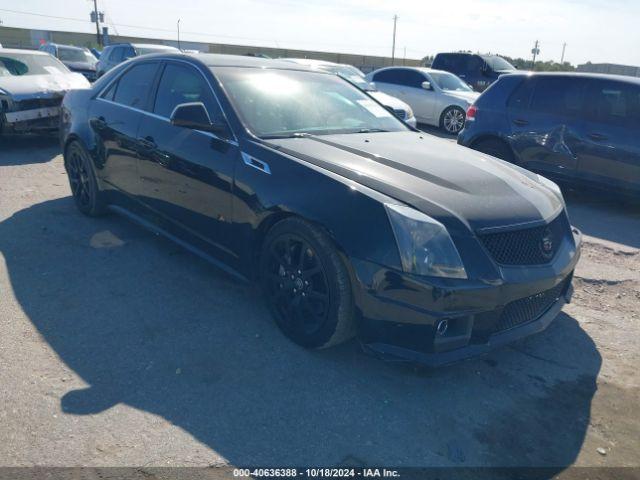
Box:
[507,78,535,109]
[530,77,585,117]
[373,69,402,84]
[586,80,640,126]
[153,63,221,119]
[112,62,159,109]
[434,54,465,73]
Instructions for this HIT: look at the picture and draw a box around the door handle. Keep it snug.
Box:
[138,136,157,150]
[587,132,607,141]
[512,119,529,126]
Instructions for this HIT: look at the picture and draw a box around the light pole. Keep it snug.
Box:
[177,19,181,51]
[560,42,567,64]
[92,0,102,47]
[391,15,398,65]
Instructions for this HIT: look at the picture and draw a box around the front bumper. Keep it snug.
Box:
[352,227,582,367]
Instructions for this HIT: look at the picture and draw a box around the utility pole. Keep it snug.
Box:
[560,42,567,64]
[92,0,101,47]
[531,39,540,69]
[391,15,397,65]
[177,19,181,50]
[403,46,406,66]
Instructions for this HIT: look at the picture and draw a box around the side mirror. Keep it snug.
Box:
[421,81,432,90]
[368,81,377,90]
[170,102,229,136]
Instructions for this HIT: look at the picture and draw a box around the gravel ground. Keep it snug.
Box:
[0,134,638,471]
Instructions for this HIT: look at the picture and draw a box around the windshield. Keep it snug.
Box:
[482,55,516,72]
[57,47,97,65]
[135,46,180,55]
[0,52,69,77]
[215,68,409,138]
[429,71,473,92]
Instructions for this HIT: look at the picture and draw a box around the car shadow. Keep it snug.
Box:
[0,197,601,470]
[0,134,60,166]
[564,188,640,249]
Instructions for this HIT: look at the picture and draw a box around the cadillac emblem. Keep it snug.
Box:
[540,228,555,259]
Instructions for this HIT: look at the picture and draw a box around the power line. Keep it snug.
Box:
[0,7,426,57]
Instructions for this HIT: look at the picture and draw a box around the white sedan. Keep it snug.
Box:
[365,67,479,134]
[280,58,417,127]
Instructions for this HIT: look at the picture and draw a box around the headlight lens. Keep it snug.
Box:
[385,204,467,279]
[405,106,414,119]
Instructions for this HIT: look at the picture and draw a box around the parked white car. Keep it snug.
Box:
[365,67,479,134]
[280,58,417,127]
[0,48,90,135]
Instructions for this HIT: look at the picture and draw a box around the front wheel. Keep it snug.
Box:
[259,217,355,349]
[440,106,466,135]
[65,141,107,216]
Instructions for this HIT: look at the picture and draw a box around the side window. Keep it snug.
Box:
[109,47,123,62]
[123,46,136,60]
[112,62,159,109]
[153,63,221,120]
[402,70,426,88]
[101,80,117,101]
[372,69,401,85]
[508,78,535,109]
[530,77,585,117]
[586,80,640,126]
[466,56,483,73]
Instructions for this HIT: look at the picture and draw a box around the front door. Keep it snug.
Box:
[575,79,640,194]
[136,61,239,265]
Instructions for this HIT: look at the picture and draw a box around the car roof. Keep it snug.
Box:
[0,48,48,56]
[131,43,180,49]
[280,58,337,67]
[501,71,640,85]
[184,53,319,71]
[370,66,455,75]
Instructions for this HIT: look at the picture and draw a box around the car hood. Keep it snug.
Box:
[63,61,97,72]
[0,73,89,101]
[266,131,562,235]
[368,90,412,113]
[443,90,480,104]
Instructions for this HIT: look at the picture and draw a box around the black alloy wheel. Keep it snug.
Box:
[260,217,354,349]
[65,141,106,216]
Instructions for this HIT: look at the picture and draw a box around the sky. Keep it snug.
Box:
[1,0,639,66]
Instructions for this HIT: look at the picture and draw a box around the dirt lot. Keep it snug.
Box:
[0,133,639,472]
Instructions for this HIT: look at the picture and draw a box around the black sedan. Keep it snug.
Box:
[60,53,581,366]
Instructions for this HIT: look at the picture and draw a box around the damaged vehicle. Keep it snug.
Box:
[0,48,90,135]
[60,54,581,365]
[458,72,640,197]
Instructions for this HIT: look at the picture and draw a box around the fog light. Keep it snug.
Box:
[436,319,448,336]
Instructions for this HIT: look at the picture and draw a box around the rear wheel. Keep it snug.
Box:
[65,141,107,216]
[440,106,466,134]
[472,138,515,163]
[259,217,355,349]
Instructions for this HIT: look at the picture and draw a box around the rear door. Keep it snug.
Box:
[507,76,587,180]
[90,61,160,197]
[576,79,640,193]
[136,61,239,265]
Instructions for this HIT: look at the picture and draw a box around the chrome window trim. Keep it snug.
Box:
[94,57,239,147]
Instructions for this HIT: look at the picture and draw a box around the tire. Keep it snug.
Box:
[64,140,107,216]
[472,138,515,163]
[259,217,355,349]
[440,106,466,135]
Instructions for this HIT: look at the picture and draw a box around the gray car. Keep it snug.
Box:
[96,43,180,77]
[0,48,90,135]
[366,67,480,134]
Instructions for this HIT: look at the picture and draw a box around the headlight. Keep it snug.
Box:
[405,106,414,119]
[385,204,467,279]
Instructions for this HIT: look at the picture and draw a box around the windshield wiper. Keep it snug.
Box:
[260,132,311,140]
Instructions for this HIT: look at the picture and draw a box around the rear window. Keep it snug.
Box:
[111,62,159,109]
[530,77,585,117]
[0,52,69,77]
